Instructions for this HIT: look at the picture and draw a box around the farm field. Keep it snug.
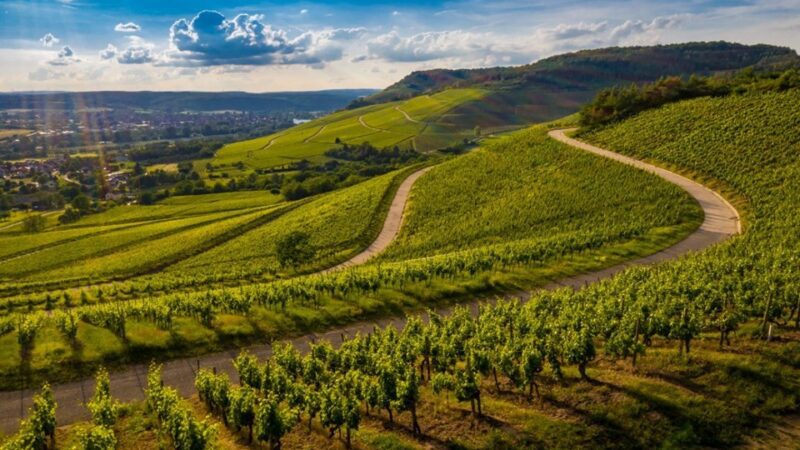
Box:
[0,129,30,140]
[0,166,418,296]
[168,166,416,278]
[376,125,701,262]
[6,79,800,449]
[13,81,800,450]
[209,89,487,175]
[0,119,704,390]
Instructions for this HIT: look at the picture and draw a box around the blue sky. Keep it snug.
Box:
[0,0,798,91]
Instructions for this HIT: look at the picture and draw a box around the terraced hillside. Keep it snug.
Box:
[210,89,486,175]
[208,43,798,181]
[0,168,414,294]
[6,87,800,449]
[0,118,703,390]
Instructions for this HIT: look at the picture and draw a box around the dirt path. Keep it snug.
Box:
[395,105,422,124]
[324,166,433,272]
[259,136,279,151]
[0,132,741,433]
[303,124,327,143]
[358,115,387,133]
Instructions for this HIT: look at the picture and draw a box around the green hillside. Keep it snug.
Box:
[210,88,486,174]
[0,167,420,293]
[10,81,800,448]
[358,42,799,124]
[0,118,702,388]
[209,42,798,179]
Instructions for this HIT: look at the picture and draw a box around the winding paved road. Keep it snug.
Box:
[0,130,740,433]
[325,166,433,272]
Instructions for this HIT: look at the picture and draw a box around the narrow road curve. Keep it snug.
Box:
[303,124,328,143]
[324,166,434,272]
[0,131,741,432]
[395,105,422,124]
[549,129,741,237]
[358,115,387,133]
[259,135,280,151]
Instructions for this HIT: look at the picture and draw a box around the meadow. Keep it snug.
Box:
[0,129,30,140]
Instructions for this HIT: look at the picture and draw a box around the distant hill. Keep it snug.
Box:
[352,42,799,126]
[0,89,378,113]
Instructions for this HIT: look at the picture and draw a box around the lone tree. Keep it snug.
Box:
[22,214,47,233]
[276,231,315,268]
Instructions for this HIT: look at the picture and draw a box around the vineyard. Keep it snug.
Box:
[0,166,416,296]
[3,85,800,449]
[376,125,700,261]
[209,89,487,176]
[0,121,702,389]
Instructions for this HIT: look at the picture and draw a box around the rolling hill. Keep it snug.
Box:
[5,84,800,449]
[210,42,799,174]
[210,88,486,173]
[356,41,799,123]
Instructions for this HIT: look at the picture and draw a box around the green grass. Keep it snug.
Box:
[0,129,30,139]
[211,88,487,174]
[75,190,283,226]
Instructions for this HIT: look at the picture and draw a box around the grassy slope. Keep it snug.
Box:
[210,89,486,175]
[0,192,287,289]
[168,167,417,277]
[358,42,799,125]
[377,125,701,262]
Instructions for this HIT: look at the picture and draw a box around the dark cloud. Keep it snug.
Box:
[165,10,361,66]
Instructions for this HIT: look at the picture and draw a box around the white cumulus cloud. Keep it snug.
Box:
[115,22,142,33]
[164,10,362,67]
[48,45,80,65]
[40,33,59,47]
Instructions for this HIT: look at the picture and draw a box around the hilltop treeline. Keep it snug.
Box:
[357,42,799,107]
[282,143,424,200]
[324,142,419,165]
[579,68,800,128]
